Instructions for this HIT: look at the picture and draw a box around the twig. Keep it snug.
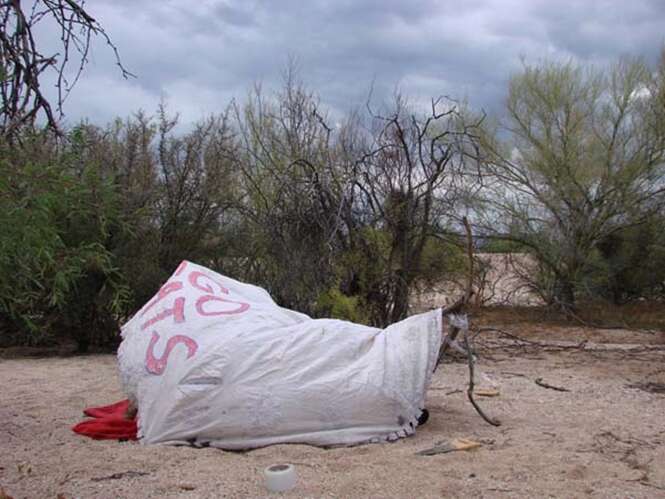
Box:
[627,381,665,394]
[462,216,474,304]
[475,327,541,346]
[476,327,588,351]
[58,473,73,486]
[91,471,150,482]
[500,371,529,378]
[433,218,500,428]
[416,445,458,456]
[463,331,501,426]
[1,429,18,439]
[534,378,570,392]
[638,481,665,491]
[435,216,475,369]
[286,461,318,468]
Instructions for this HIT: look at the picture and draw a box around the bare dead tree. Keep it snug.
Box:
[352,95,483,325]
[228,71,485,324]
[0,0,132,139]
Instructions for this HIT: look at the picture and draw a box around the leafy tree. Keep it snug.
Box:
[230,70,345,314]
[0,130,128,350]
[595,212,665,302]
[479,55,665,311]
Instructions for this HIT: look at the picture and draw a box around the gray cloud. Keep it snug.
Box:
[41,0,665,127]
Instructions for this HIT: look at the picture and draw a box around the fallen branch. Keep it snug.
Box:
[638,481,665,491]
[534,378,570,392]
[91,471,150,482]
[435,216,475,370]
[500,371,529,378]
[476,327,588,351]
[474,327,541,346]
[627,381,665,394]
[432,218,500,428]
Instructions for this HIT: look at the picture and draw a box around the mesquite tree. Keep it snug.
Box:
[479,56,665,311]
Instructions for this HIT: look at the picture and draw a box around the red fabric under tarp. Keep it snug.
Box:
[72,399,137,441]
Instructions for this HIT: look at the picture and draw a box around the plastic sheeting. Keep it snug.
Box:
[118,261,442,449]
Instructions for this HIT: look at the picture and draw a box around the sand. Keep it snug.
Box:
[1,325,665,498]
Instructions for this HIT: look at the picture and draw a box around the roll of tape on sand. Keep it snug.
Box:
[264,463,297,492]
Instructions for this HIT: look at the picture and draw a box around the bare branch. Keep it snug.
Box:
[0,0,133,139]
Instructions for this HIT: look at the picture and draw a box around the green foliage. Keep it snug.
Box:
[480,238,525,254]
[0,142,129,349]
[315,287,368,323]
[329,230,465,325]
[594,216,665,302]
[2,51,663,349]
[419,238,467,285]
[481,54,665,310]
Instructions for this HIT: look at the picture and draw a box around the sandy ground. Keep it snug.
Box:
[412,253,543,309]
[1,326,665,498]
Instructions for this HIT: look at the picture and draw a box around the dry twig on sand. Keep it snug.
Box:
[435,217,501,427]
[534,378,570,392]
[91,471,150,482]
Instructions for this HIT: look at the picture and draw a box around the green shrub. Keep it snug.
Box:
[0,139,129,350]
[315,287,368,324]
[595,217,665,303]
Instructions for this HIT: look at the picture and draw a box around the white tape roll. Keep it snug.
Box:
[264,463,297,492]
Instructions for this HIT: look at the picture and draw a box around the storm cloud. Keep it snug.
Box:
[44,0,665,126]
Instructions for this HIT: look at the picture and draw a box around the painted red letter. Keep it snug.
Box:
[140,281,183,318]
[145,331,198,375]
[195,295,250,316]
[188,271,229,295]
[141,296,186,330]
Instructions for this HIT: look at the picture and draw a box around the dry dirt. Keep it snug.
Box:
[1,324,665,499]
[412,253,543,309]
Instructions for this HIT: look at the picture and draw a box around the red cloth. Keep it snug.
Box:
[72,399,137,441]
[83,399,131,418]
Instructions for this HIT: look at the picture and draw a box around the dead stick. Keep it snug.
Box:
[463,331,501,426]
[91,471,150,482]
[435,216,475,370]
[500,371,529,378]
[477,327,588,351]
[461,216,474,304]
[534,378,570,392]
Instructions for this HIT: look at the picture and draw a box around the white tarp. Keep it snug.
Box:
[118,261,442,449]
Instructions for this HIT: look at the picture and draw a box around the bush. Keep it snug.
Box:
[595,217,665,303]
[0,134,129,350]
[315,287,368,323]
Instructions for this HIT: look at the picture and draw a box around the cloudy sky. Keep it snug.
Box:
[44,0,665,127]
